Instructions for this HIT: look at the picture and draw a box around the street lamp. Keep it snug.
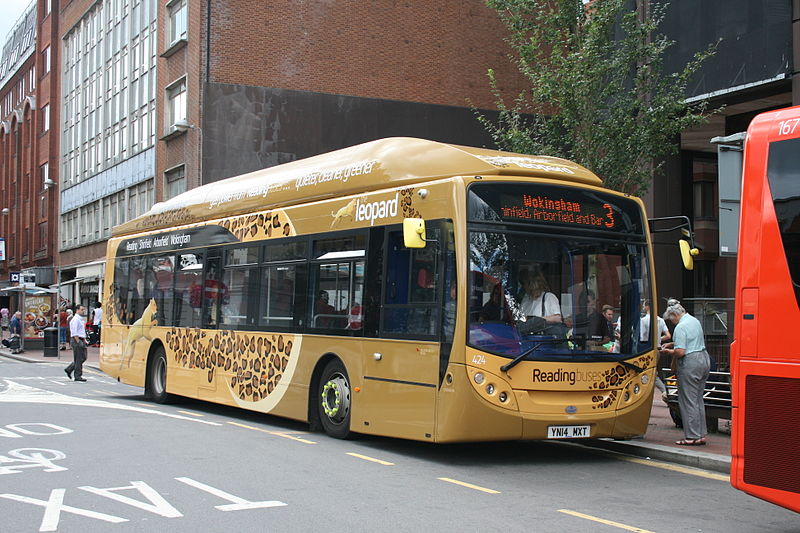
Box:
[1,208,8,215]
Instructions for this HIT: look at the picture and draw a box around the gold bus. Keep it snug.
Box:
[101,137,657,442]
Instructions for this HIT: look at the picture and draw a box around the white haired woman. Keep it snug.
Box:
[660,298,711,445]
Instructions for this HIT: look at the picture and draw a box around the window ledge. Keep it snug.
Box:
[161,38,188,58]
[160,126,187,142]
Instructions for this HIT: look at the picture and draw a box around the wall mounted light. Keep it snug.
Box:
[1,207,9,215]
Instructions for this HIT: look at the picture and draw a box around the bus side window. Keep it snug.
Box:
[114,258,131,325]
[175,252,203,328]
[130,257,148,322]
[153,255,175,326]
[309,234,366,334]
[203,254,225,329]
[221,247,259,328]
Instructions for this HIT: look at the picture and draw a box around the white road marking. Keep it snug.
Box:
[79,481,183,518]
[4,423,72,436]
[0,380,221,426]
[175,477,287,511]
[0,448,67,475]
[0,489,128,531]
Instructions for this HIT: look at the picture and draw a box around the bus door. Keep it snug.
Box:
[360,227,442,440]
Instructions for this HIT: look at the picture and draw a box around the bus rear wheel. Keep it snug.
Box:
[146,346,172,404]
[317,359,352,439]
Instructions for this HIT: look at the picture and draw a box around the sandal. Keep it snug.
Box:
[675,438,706,446]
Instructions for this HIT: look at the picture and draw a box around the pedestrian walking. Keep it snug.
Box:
[91,302,103,346]
[660,298,710,445]
[8,311,22,353]
[58,308,70,350]
[65,305,89,382]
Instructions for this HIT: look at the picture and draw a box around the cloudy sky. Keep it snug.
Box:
[1,0,35,49]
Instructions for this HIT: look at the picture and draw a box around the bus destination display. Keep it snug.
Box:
[468,183,643,234]
[499,193,616,229]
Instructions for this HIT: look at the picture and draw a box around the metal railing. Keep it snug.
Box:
[660,297,735,420]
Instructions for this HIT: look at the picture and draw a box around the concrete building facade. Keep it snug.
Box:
[58,0,158,304]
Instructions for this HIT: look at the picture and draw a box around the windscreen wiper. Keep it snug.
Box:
[586,355,645,374]
[500,338,565,373]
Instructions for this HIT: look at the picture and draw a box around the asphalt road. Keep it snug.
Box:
[0,357,797,532]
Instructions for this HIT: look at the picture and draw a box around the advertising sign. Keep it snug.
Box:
[0,238,5,261]
[23,295,54,339]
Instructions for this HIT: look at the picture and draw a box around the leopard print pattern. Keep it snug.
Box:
[399,187,421,218]
[589,354,655,410]
[165,329,295,402]
[219,209,295,242]
[106,282,125,327]
[130,207,194,233]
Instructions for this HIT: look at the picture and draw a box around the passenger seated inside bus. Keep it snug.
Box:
[479,284,507,322]
[314,291,347,329]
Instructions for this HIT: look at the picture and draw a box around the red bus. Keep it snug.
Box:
[731,104,800,512]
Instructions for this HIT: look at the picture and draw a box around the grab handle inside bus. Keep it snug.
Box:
[403,218,427,248]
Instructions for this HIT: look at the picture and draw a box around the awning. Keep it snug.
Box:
[0,285,58,295]
[54,277,87,287]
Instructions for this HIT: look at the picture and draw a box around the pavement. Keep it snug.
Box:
[0,344,731,475]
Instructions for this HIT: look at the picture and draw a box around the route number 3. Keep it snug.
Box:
[778,118,800,136]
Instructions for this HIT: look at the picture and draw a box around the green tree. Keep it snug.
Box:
[479,0,715,193]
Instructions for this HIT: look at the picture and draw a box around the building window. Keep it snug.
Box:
[41,103,49,132]
[40,162,49,189]
[692,159,717,220]
[165,78,187,130]
[42,46,51,75]
[693,260,715,297]
[165,165,186,199]
[167,0,188,46]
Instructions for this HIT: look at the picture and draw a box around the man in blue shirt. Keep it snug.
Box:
[661,298,711,446]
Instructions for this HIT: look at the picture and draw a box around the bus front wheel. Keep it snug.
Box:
[317,359,352,439]
[146,346,172,404]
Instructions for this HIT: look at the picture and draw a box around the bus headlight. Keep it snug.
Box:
[633,384,640,394]
[499,391,508,403]
[640,374,649,384]
[474,372,485,385]
[486,383,495,395]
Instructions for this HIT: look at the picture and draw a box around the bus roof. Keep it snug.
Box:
[113,137,602,236]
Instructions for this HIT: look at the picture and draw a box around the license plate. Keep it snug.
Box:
[547,425,591,439]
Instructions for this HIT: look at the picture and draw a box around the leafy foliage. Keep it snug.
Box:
[479,0,716,193]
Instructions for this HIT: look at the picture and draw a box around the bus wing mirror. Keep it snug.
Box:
[679,239,700,270]
[403,218,427,249]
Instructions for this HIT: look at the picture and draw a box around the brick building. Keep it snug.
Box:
[157,0,523,194]
[0,0,60,310]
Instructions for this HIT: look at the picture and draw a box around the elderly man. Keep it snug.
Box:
[660,298,710,446]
